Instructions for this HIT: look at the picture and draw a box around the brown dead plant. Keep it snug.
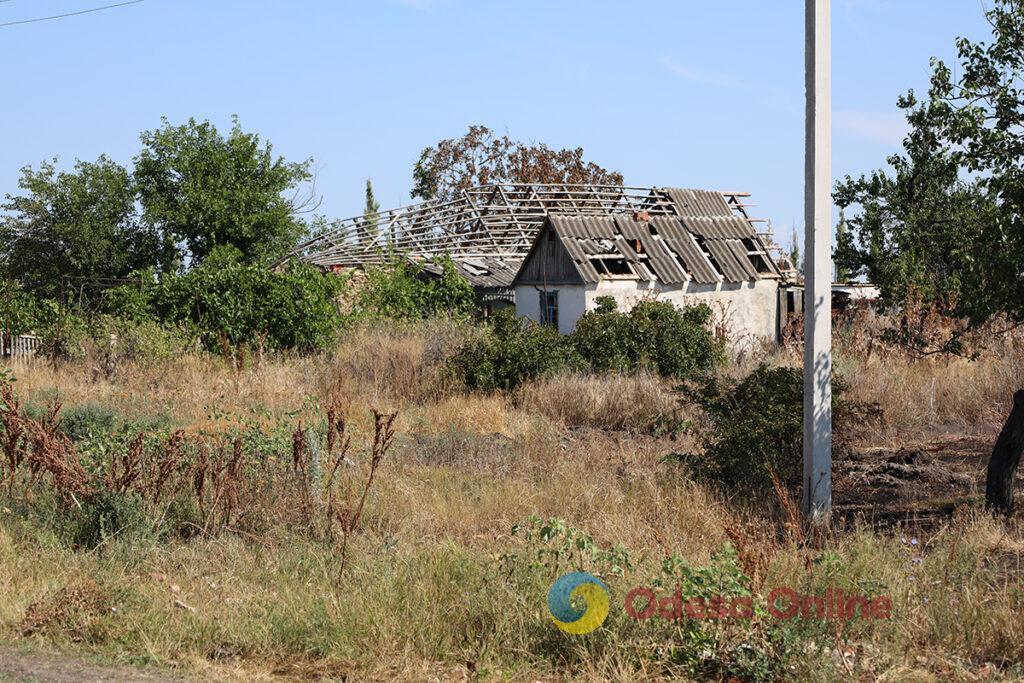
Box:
[328,410,397,575]
[104,432,144,494]
[0,383,92,503]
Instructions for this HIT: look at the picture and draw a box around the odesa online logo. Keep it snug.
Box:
[547,571,610,635]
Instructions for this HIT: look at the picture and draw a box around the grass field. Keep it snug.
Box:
[1,321,1022,681]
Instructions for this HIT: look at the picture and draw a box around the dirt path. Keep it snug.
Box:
[0,648,185,683]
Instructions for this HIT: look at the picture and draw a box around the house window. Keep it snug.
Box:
[539,290,558,328]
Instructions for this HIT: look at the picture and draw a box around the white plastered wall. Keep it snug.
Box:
[584,279,780,349]
[515,279,780,348]
[514,284,588,335]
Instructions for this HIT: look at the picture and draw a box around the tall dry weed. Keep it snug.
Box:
[324,320,474,407]
[516,372,686,433]
[778,308,1024,434]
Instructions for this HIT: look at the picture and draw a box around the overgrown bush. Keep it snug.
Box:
[59,402,123,442]
[100,274,154,321]
[354,255,476,321]
[68,490,149,550]
[34,311,192,365]
[572,299,724,379]
[0,278,52,336]
[154,246,346,352]
[449,309,582,391]
[450,299,723,392]
[90,315,194,362]
[33,307,91,360]
[683,365,859,494]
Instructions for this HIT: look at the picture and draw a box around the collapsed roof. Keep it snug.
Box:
[287,184,771,288]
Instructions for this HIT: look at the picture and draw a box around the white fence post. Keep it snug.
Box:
[0,333,40,361]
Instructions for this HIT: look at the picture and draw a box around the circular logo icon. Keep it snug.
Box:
[547,571,610,634]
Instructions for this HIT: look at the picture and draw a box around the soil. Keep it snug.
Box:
[0,647,186,683]
[835,430,995,528]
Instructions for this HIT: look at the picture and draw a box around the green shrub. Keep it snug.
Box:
[100,273,154,321]
[684,365,851,494]
[154,246,347,352]
[34,307,90,361]
[60,402,123,442]
[68,491,149,550]
[161,494,203,540]
[89,315,194,362]
[355,255,476,321]
[449,310,581,391]
[572,300,724,379]
[33,310,192,364]
[450,300,723,393]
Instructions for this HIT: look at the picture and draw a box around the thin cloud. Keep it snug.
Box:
[834,109,909,146]
[661,57,799,113]
[661,58,746,89]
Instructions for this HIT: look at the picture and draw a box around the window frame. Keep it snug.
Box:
[539,289,559,328]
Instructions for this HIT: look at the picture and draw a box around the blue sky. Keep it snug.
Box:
[0,1,991,250]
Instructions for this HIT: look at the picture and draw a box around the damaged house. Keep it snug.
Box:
[512,190,783,344]
[287,184,787,345]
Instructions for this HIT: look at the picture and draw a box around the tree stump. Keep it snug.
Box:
[985,389,1024,513]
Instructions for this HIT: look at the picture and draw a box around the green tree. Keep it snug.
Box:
[0,156,161,298]
[835,0,1023,351]
[134,116,313,267]
[788,225,800,273]
[361,178,381,248]
[411,125,623,201]
[833,211,851,283]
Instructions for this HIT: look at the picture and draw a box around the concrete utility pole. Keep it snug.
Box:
[803,0,832,520]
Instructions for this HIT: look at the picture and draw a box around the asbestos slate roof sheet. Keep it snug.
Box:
[553,216,616,239]
[727,240,759,279]
[421,256,524,288]
[649,217,720,284]
[613,215,648,240]
[704,239,754,281]
[550,217,603,282]
[664,188,734,217]
[645,236,688,284]
[613,237,640,262]
[543,210,764,286]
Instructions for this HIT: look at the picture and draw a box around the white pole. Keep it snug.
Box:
[803,0,832,520]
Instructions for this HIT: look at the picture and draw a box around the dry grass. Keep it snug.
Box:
[8,354,318,428]
[838,351,1024,433]
[1,320,1023,681]
[516,372,689,434]
[322,319,474,408]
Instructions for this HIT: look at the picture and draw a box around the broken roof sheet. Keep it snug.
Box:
[649,218,719,284]
[679,215,757,239]
[543,212,774,285]
[418,255,523,289]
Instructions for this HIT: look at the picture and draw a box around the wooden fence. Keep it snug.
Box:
[0,333,41,360]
